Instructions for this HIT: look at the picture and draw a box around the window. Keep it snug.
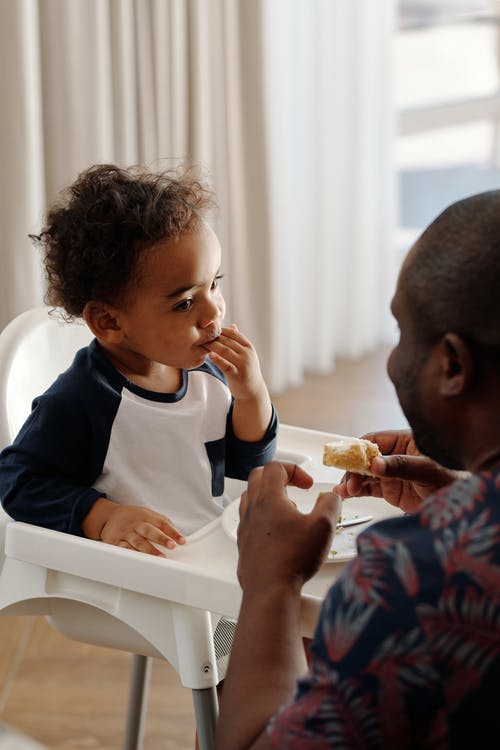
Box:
[396,0,500,250]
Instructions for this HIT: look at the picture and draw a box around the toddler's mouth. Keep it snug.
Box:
[200,329,221,346]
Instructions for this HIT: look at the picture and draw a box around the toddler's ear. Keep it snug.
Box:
[83,302,124,343]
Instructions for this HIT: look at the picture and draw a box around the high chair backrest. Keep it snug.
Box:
[0,307,221,749]
[0,307,93,450]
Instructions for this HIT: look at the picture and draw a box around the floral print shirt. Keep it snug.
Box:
[268,471,500,748]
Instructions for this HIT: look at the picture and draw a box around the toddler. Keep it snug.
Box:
[0,163,277,555]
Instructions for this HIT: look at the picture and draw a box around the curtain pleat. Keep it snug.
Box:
[109,0,139,165]
[0,0,45,319]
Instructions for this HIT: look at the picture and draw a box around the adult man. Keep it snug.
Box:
[215,191,500,749]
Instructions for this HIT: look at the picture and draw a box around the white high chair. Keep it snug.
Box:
[0,306,226,750]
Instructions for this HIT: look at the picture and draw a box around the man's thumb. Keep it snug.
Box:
[373,454,451,485]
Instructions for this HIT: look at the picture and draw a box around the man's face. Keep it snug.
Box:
[387,262,462,469]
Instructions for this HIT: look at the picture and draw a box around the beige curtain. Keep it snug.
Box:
[0,0,396,393]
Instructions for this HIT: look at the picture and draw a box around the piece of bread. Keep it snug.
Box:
[323,435,381,476]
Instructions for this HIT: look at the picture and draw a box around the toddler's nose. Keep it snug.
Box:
[200,296,224,330]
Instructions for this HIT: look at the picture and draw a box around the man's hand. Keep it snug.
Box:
[215,462,341,750]
[237,462,341,593]
[98,503,185,556]
[335,430,460,513]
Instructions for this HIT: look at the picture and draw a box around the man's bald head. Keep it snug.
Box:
[401,191,500,354]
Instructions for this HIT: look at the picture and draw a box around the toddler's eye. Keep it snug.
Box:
[211,273,224,290]
[174,298,193,312]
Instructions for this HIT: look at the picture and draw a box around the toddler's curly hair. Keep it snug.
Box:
[31,163,216,318]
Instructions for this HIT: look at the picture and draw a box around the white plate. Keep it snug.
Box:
[221,482,375,563]
[274,448,312,466]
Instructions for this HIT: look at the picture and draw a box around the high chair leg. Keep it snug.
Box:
[192,686,218,750]
[124,654,152,750]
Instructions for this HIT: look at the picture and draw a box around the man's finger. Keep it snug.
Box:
[362,430,413,455]
[246,466,264,495]
[246,462,313,500]
[335,473,367,498]
[239,488,248,518]
[372,454,448,484]
[312,490,342,525]
[279,462,314,489]
[257,462,313,498]
[246,462,288,506]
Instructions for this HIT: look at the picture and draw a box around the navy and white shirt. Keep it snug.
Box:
[0,340,278,536]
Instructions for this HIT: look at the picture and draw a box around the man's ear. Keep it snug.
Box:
[437,333,473,397]
[83,302,124,343]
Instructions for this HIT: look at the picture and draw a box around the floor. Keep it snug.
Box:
[0,346,406,750]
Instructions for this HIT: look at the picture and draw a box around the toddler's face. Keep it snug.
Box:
[116,224,226,370]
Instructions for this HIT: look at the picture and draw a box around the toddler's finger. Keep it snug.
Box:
[208,335,243,358]
[219,326,251,348]
[118,537,166,557]
[158,519,186,545]
[207,350,238,375]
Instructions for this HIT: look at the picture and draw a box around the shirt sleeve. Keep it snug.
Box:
[267,526,446,748]
[223,402,278,480]
[0,392,107,536]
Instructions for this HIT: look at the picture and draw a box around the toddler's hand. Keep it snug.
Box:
[100,505,185,556]
[203,324,266,401]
